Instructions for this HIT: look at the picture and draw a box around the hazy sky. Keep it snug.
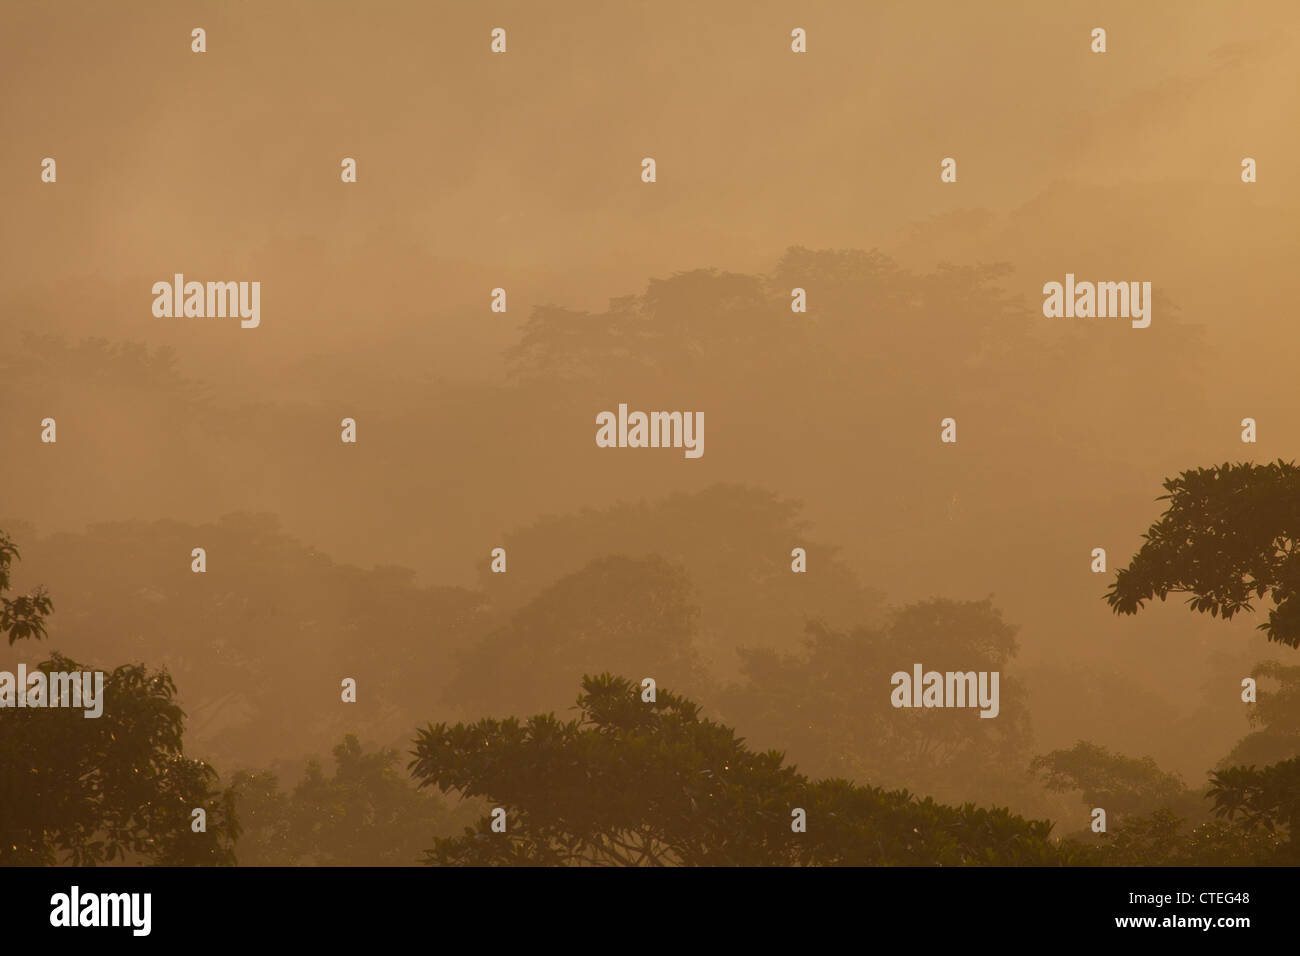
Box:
[3,0,1297,784]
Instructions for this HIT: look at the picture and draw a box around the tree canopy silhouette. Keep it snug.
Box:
[0,531,53,645]
[0,529,237,865]
[411,674,1079,866]
[1208,757,1300,864]
[1105,460,1300,647]
[1102,465,1300,859]
[1,653,238,866]
[230,733,477,865]
[1031,741,1196,822]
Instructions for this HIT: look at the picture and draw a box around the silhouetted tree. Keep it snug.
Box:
[0,530,237,865]
[1104,465,1300,859]
[0,531,53,645]
[1105,460,1300,647]
[1087,807,1280,866]
[411,674,1079,866]
[230,733,478,865]
[1031,742,1293,863]
[1031,741,1199,823]
[1208,758,1300,863]
[1,654,238,865]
